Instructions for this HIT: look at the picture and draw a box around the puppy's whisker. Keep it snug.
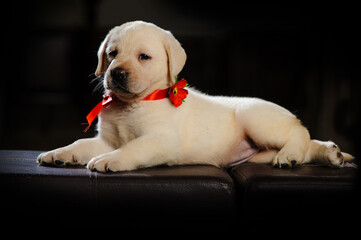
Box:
[90,74,105,93]
[93,81,104,94]
[88,73,96,78]
[90,74,104,84]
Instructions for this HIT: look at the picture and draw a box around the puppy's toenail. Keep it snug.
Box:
[55,160,64,165]
[291,160,296,166]
[40,161,52,166]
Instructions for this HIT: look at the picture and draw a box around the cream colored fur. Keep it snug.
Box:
[37,21,354,172]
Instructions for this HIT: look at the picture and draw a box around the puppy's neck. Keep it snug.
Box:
[141,81,170,98]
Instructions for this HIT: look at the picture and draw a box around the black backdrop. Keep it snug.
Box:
[2,1,359,163]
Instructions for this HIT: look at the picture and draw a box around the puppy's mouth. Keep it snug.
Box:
[99,72,149,102]
[106,83,148,103]
[107,86,137,100]
[112,83,132,94]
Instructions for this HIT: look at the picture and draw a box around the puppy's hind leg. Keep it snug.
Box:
[248,150,278,163]
[237,101,310,168]
[247,129,309,168]
[271,124,310,168]
[304,139,355,168]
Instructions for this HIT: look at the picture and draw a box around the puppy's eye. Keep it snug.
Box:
[333,144,338,149]
[108,50,118,58]
[139,54,151,60]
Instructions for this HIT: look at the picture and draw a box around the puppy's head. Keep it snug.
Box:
[95,21,186,102]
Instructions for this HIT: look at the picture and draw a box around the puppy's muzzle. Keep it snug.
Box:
[110,67,130,92]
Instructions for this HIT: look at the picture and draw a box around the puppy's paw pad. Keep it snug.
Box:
[55,160,64,166]
[281,163,289,168]
[291,160,297,167]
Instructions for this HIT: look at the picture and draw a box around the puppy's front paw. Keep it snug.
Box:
[87,153,136,172]
[87,155,111,172]
[37,148,87,166]
[37,149,72,166]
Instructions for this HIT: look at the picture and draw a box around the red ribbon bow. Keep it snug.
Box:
[83,79,188,132]
[167,78,189,107]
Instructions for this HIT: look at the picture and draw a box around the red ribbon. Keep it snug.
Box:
[82,94,113,132]
[83,79,188,132]
[142,88,169,100]
[82,90,170,132]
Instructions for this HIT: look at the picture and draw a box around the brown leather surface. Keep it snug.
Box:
[0,150,236,219]
[231,162,357,193]
[1,150,359,233]
[230,162,360,232]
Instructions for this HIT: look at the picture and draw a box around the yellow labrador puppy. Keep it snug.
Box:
[37,21,354,172]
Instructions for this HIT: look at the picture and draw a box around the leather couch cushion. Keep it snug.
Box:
[230,162,359,232]
[0,150,236,224]
[231,162,357,194]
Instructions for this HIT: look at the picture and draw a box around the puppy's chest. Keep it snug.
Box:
[99,106,157,147]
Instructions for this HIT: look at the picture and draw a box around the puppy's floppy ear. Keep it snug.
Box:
[163,31,187,85]
[95,34,110,76]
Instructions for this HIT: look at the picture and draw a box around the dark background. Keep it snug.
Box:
[1,1,360,162]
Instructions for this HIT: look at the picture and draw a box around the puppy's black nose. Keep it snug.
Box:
[111,67,128,82]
